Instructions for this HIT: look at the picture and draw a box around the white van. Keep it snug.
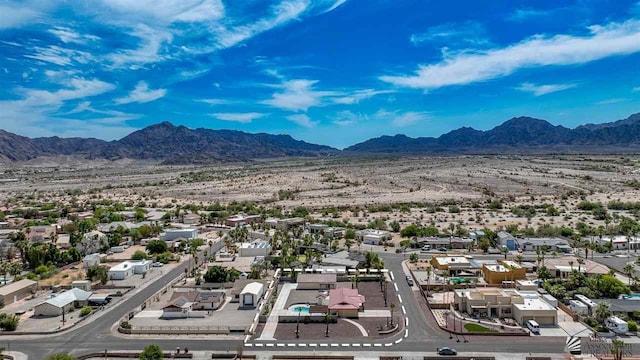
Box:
[526,320,540,334]
[420,245,431,253]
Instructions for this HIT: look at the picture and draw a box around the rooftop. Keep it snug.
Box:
[512,298,555,311]
[45,288,92,308]
[0,279,36,296]
[329,287,365,310]
[297,273,337,284]
[241,282,264,295]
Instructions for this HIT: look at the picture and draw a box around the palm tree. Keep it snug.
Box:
[425,267,432,297]
[611,339,625,360]
[568,261,574,272]
[390,302,396,326]
[516,254,524,264]
[624,264,636,286]
[595,302,612,323]
[325,310,331,337]
[577,258,585,273]
[502,247,508,260]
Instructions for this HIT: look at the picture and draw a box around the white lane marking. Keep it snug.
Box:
[352,343,361,347]
[331,343,339,347]
[245,344,253,347]
[287,344,296,347]
[309,343,317,347]
[405,318,409,327]
[395,338,403,344]
[299,343,307,347]
[385,343,393,347]
[401,305,406,315]
[397,294,403,303]
[244,335,250,343]
[374,343,382,347]
[276,344,285,347]
[363,343,371,347]
[255,343,263,347]
[320,344,329,347]
[266,343,274,347]
[405,329,409,338]
[390,271,395,281]
[341,343,350,347]
[394,283,399,292]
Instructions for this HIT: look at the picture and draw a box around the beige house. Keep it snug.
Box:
[454,287,557,325]
[0,279,37,305]
[482,261,526,285]
[297,273,337,290]
[541,256,609,278]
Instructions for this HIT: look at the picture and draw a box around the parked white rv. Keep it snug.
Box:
[605,316,628,334]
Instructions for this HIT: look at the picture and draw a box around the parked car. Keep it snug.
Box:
[420,245,431,253]
[437,347,457,355]
[438,247,448,252]
[152,262,164,267]
[406,275,414,286]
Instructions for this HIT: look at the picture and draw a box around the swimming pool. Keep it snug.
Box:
[623,294,640,300]
[289,304,311,313]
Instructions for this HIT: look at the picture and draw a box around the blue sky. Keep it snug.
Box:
[1,0,640,149]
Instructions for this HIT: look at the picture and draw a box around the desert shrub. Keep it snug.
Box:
[79,306,92,317]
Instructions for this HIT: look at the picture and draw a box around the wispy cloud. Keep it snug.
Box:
[381,19,640,90]
[210,112,266,123]
[199,98,233,105]
[516,82,577,96]
[331,110,363,126]
[375,110,429,127]
[0,3,41,29]
[109,24,173,69]
[322,0,349,14]
[287,114,317,128]
[333,89,394,104]
[48,26,100,44]
[410,21,491,47]
[115,81,166,104]
[507,8,552,22]
[262,79,338,112]
[596,98,627,105]
[633,86,640,92]
[98,0,225,24]
[25,45,95,66]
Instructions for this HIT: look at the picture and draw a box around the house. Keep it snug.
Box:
[430,255,479,275]
[540,256,609,278]
[240,282,264,308]
[238,241,271,257]
[82,253,102,268]
[454,288,557,325]
[162,291,225,318]
[419,237,474,250]
[0,279,37,305]
[108,260,152,280]
[329,287,365,318]
[230,279,267,302]
[321,251,362,268]
[518,237,572,253]
[97,221,145,233]
[482,261,527,285]
[595,235,640,250]
[34,288,92,316]
[182,213,201,225]
[56,234,71,249]
[271,217,304,230]
[309,224,344,238]
[160,229,198,241]
[226,214,262,227]
[356,229,390,245]
[26,225,57,243]
[71,280,91,292]
[297,273,337,290]
[77,231,107,255]
[497,231,518,250]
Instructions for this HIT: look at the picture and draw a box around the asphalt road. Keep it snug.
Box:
[0,251,625,358]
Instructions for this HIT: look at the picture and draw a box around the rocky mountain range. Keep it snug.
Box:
[344,113,640,154]
[1,113,640,163]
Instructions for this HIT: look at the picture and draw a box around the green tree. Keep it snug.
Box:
[595,302,612,323]
[624,264,636,286]
[611,339,625,360]
[409,253,418,263]
[0,313,20,331]
[145,239,168,255]
[139,344,163,360]
[344,228,356,240]
[131,250,148,261]
[477,238,491,253]
[86,265,109,284]
[537,266,551,281]
[389,221,401,232]
[46,354,76,360]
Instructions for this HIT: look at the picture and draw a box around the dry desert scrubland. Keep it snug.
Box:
[2,155,640,234]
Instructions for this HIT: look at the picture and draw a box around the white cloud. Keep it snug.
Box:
[322,0,349,14]
[115,81,167,104]
[25,45,94,66]
[507,8,552,22]
[332,89,395,104]
[375,110,429,127]
[210,112,266,123]
[0,4,40,30]
[212,0,311,50]
[262,79,338,112]
[17,78,116,107]
[596,98,627,105]
[516,82,577,96]
[199,98,232,105]
[109,24,173,68]
[48,27,100,44]
[633,86,640,92]
[99,0,225,24]
[287,114,317,128]
[332,110,363,126]
[410,21,491,47]
[381,19,640,90]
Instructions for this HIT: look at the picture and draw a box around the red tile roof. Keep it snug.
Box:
[328,287,365,310]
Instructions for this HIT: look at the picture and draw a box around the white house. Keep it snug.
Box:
[160,229,198,241]
[34,288,92,317]
[238,241,271,257]
[82,253,101,268]
[356,229,390,245]
[240,282,264,308]
[108,260,152,280]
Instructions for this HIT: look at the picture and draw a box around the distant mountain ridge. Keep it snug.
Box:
[344,113,640,153]
[0,121,336,163]
[1,113,640,163]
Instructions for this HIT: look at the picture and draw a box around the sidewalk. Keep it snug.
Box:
[257,283,297,340]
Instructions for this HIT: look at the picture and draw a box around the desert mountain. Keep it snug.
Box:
[345,113,640,153]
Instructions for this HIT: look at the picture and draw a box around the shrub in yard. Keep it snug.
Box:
[0,313,19,331]
[584,317,598,328]
[628,320,638,332]
[79,306,92,317]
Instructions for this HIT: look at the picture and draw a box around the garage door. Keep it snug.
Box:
[534,316,556,325]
